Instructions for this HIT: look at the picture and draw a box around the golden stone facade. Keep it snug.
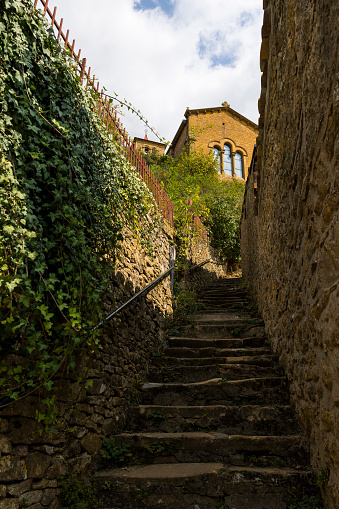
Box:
[133,136,166,156]
[167,102,258,180]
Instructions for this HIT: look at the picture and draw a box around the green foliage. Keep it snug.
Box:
[172,289,200,326]
[59,473,100,509]
[101,438,133,466]
[204,179,245,263]
[145,439,179,455]
[217,377,228,386]
[288,495,322,509]
[148,410,166,421]
[148,149,216,241]
[316,466,329,488]
[0,0,155,420]
[147,146,245,264]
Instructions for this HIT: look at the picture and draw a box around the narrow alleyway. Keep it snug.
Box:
[95,278,322,508]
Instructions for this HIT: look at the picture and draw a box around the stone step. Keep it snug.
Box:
[164,346,271,358]
[152,354,278,368]
[140,377,289,406]
[95,463,318,509]
[193,316,263,326]
[127,404,300,435]
[147,363,282,384]
[168,336,267,348]
[179,323,265,339]
[198,296,248,302]
[196,307,250,314]
[112,432,309,468]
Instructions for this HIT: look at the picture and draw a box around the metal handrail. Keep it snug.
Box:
[94,265,174,330]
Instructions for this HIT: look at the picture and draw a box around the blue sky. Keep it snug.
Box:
[40,0,263,142]
[134,0,175,17]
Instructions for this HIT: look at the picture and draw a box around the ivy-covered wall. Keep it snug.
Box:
[0,220,174,508]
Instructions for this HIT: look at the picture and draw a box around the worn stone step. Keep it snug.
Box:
[148,363,281,384]
[152,354,278,368]
[127,404,300,435]
[193,315,263,326]
[168,336,267,348]
[179,323,265,339]
[95,463,318,509]
[140,377,289,406]
[164,346,271,358]
[113,432,309,467]
[198,296,248,303]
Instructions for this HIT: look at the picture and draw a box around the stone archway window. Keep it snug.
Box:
[224,144,232,175]
[213,146,221,172]
[235,152,244,178]
[144,146,150,154]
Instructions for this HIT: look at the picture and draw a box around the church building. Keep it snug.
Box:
[167,102,258,180]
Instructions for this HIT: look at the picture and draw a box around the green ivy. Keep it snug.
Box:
[0,0,155,423]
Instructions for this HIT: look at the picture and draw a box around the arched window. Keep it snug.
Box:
[144,146,150,154]
[235,152,244,178]
[213,146,221,172]
[224,144,232,175]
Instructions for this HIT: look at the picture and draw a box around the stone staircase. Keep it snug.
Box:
[95,278,322,509]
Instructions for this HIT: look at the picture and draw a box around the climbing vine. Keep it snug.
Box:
[0,0,155,422]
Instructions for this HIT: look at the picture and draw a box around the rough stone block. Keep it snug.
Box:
[0,457,27,482]
[45,455,67,480]
[7,479,32,497]
[25,452,51,479]
[32,479,58,490]
[0,500,19,509]
[40,487,59,506]
[0,421,8,434]
[0,436,12,454]
[67,452,92,474]
[262,9,271,37]
[19,489,42,506]
[80,433,102,455]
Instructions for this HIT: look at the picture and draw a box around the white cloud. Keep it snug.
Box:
[39,0,263,143]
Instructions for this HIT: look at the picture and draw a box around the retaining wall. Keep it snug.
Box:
[0,218,174,508]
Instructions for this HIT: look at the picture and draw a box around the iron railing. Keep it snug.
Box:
[94,266,174,330]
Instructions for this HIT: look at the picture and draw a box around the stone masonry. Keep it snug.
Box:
[167,104,258,180]
[241,0,339,507]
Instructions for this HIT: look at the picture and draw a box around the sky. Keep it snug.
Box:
[38,0,263,144]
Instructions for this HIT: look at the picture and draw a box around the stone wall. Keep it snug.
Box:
[0,218,174,508]
[241,0,339,507]
[178,234,227,294]
[188,107,258,180]
[168,106,258,180]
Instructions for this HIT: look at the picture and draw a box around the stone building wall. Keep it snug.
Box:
[167,105,258,180]
[133,137,166,156]
[188,107,258,180]
[0,218,174,508]
[241,0,339,507]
